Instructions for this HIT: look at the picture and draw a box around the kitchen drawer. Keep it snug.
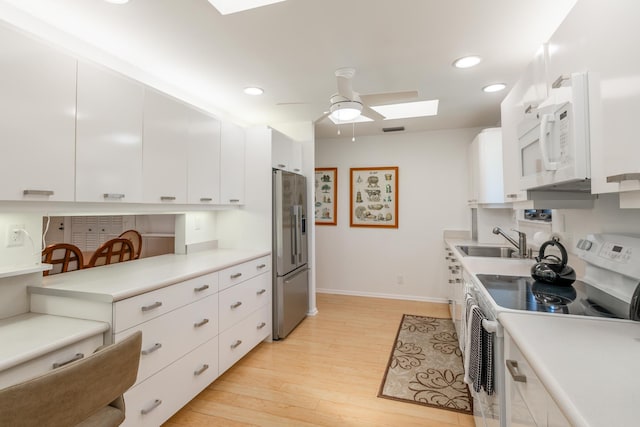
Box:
[219,255,271,291]
[506,335,547,426]
[114,272,218,332]
[122,336,219,427]
[218,304,271,375]
[116,294,218,384]
[0,333,104,389]
[218,272,271,332]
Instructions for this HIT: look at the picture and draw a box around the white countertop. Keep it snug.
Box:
[29,248,270,302]
[0,313,109,372]
[500,312,640,427]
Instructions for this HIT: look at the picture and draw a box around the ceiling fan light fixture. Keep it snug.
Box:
[453,55,482,69]
[329,100,362,121]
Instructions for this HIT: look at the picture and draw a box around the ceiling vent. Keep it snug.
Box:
[382,126,405,133]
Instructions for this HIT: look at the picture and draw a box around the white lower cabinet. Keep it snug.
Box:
[219,304,271,375]
[505,331,570,427]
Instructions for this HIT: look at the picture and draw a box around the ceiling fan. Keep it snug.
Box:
[319,67,419,123]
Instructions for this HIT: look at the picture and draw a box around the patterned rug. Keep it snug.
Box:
[377,314,472,415]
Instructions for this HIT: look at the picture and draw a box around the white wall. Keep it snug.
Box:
[315,128,478,302]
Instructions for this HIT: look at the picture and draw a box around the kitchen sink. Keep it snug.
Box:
[456,245,517,258]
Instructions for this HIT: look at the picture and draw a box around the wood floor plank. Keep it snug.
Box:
[165,293,471,426]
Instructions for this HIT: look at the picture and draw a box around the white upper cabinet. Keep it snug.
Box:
[0,24,77,201]
[220,121,246,205]
[142,89,189,204]
[187,110,221,204]
[76,61,144,203]
[271,130,302,173]
[468,128,504,205]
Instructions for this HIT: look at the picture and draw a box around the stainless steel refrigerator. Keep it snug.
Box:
[272,169,309,340]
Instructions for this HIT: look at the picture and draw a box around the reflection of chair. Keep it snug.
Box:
[42,243,84,276]
[87,238,135,268]
[118,229,142,259]
[0,331,142,427]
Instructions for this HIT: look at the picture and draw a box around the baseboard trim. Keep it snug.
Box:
[316,288,448,304]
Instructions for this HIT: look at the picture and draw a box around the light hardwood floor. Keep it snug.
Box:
[165,293,475,427]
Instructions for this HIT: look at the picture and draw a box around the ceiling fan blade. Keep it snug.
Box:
[361,105,386,121]
[360,90,419,106]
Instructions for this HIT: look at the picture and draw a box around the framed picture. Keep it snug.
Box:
[350,166,398,228]
[314,168,338,225]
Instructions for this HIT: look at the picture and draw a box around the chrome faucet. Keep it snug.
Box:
[493,227,528,258]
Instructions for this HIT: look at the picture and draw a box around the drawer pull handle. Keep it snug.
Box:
[194,284,210,292]
[231,340,243,349]
[200,197,213,202]
[141,343,162,355]
[141,399,162,415]
[256,289,267,295]
[141,301,163,312]
[160,196,176,201]
[52,352,84,369]
[194,364,209,376]
[257,322,266,330]
[256,264,266,269]
[230,301,243,309]
[229,199,240,203]
[606,173,640,183]
[23,189,54,196]
[506,359,527,383]
[194,318,210,328]
[277,164,286,168]
[103,193,125,199]
[230,272,242,279]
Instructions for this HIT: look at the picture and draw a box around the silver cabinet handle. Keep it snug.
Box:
[52,352,84,369]
[194,364,209,376]
[506,360,527,383]
[256,289,266,295]
[256,264,266,269]
[200,197,213,202]
[103,193,125,199]
[277,163,286,168]
[229,199,240,203]
[141,301,163,312]
[257,322,266,330]
[141,343,162,355]
[506,193,518,198]
[194,318,210,328]
[23,189,54,196]
[448,279,455,284]
[194,284,210,292]
[230,340,242,349]
[552,74,570,89]
[230,301,243,309]
[293,168,300,172]
[230,272,242,279]
[524,104,538,114]
[606,173,640,183]
[141,399,162,415]
[160,196,176,201]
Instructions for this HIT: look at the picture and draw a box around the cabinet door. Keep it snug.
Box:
[76,61,144,203]
[271,130,292,171]
[220,121,246,204]
[468,128,504,205]
[142,89,189,204]
[0,24,76,201]
[501,77,529,203]
[187,109,221,204]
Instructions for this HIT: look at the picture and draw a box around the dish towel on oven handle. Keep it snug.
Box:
[463,305,495,395]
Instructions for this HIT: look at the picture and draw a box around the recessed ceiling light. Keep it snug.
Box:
[483,83,506,93]
[370,99,439,120]
[243,87,264,95]
[207,0,286,15]
[453,56,482,69]
[104,0,130,4]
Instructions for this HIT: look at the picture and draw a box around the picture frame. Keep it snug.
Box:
[314,167,338,225]
[350,166,398,228]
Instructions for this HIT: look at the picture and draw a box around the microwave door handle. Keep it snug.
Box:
[539,113,560,171]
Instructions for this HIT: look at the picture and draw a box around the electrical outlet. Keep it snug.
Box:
[7,224,25,247]
[396,275,404,285]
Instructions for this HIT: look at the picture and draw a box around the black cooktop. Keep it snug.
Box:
[476,274,625,318]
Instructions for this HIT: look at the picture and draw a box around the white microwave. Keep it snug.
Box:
[517,72,591,191]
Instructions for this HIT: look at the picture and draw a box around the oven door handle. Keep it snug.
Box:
[481,319,500,335]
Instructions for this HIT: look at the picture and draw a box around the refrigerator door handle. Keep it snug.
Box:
[284,267,311,284]
[295,205,303,263]
[291,206,298,264]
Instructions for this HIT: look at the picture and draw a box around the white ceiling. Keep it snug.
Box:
[0,0,577,139]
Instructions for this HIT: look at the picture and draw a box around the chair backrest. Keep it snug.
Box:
[0,331,142,427]
[118,229,142,259]
[87,238,135,268]
[42,243,85,276]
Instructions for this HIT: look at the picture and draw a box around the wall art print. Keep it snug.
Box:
[314,167,338,225]
[350,166,398,228]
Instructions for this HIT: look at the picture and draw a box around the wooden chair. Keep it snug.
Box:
[87,238,135,268]
[0,331,142,427]
[118,229,142,259]
[42,243,84,276]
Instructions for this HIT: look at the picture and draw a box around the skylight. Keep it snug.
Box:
[370,100,439,120]
[207,0,286,15]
